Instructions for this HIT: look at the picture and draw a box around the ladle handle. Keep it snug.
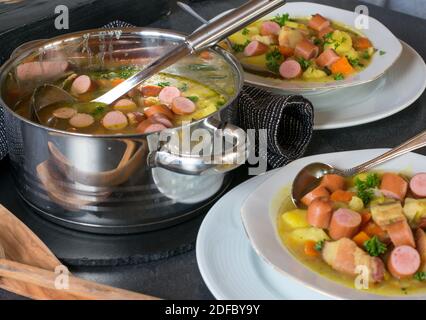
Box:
[344,130,426,176]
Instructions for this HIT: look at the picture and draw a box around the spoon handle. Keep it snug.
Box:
[344,130,426,176]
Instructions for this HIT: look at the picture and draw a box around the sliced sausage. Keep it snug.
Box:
[102,111,128,130]
[387,245,420,279]
[16,61,68,81]
[53,107,77,119]
[136,119,167,134]
[301,186,330,207]
[329,208,362,240]
[113,98,137,112]
[127,112,145,125]
[158,86,181,105]
[71,75,92,95]
[380,173,408,201]
[319,173,346,193]
[316,49,341,68]
[279,60,302,79]
[260,21,281,36]
[294,39,319,60]
[318,26,334,39]
[69,113,94,128]
[409,173,426,198]
[385,219,416,248]
[171,97,196,115]
[416,229,426,272]
[243,40,269,57]
[307,197,333,229]
[150,113,173,128]
[308,14,331,32]
[144,104,174,119]
[140,85,163,97]
[322,238,385,283]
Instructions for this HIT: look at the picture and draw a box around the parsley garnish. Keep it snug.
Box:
[157,81,170,88]
[187,96,199,102]
[354,173,380,205]
[414,271,426,281]
[314,240,325,251]
[364,236,387,257]
[231,40,250,53]
[379,50,386,56]
[334,42,341,50]
[297,57,311,71]
[334,73,344,80]
[242,28,250,36]
[313,38,322,46]
[362,51,370,59]
[179,83,188,91]
[271,13,289,27]
[347,57,364,68]
[265,48,284,73]
[324,32,333,44]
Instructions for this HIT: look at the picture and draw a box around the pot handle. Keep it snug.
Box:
[147,119,248,175]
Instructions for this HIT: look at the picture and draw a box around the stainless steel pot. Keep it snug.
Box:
[0,28,246,233]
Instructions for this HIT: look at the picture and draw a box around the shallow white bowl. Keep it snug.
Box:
[241,149,426,300]
[243,2,402,94]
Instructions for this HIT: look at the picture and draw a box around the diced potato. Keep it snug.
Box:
[369,196,385,207]
[344,48,359,60]
[349,196,364,212]
[324,30,353,55]
[281,209,309,229]
[284,21,307,30]
[403,198,426,225]
[228,31,251,45]
[289,227,330,243]
[371,201,405,227]
[251,35,276,45]
[303,67,328,80]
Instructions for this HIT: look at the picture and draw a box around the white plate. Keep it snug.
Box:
[243,2,402,93]
[197,169,329,299]
[241,149,426,300]
[312,41,426,129]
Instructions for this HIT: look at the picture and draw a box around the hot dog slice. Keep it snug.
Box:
[322,238,384,283]
[158,86,181,105]
[380,173,408,201]
[294,39,319,60]
[316,49,340,68]
[319,173,346,193]
[71,75,92,95]
[171,97,196,115]
[260,21,281,36]
[308,14,331,32]
[140,85,163,97]
[329,208,362,240]
[53,107,77,119]
[150,113,173,128]
[307,197,333,229]
[301,186,330,207]
[243,40,269,57]
[416,229,426,272]
[279,60,302,79]
[69,113,94,128]
[144,104,174,119]
[409,173,426,198]
[16,61,68,81]
[102,111,128,130]
[136,119,167,134]
[385,219,416,248]
[387,245,420,279]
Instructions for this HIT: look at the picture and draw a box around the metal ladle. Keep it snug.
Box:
[292,130,426,208]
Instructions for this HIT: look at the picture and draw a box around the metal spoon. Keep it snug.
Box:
[292,130,426,208]
[177,1,278,77]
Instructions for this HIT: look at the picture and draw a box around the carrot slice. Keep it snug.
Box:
[199,51,213,60]
[111,78,125,87]
[330,190,355,203]
[354,37,373,50]
[278,46,295,57]
[361,212,372,227]
[352,231,371,247]
[362,221,386,238]
[330,56,354,75]
[304,240,320,257]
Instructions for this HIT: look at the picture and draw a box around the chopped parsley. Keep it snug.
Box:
[157,81,170,88]
[354,173,380,205]
[313,38,322,46]
[187,96,199,102]
[297,57,311,71]
[265,48,284,73]
[324,32,333,44]
[334,73,344,80]
[92,105,106,118]
[242,28,250,36]
[334,42,341,50]
[347,57,364,68]
[271,13,289,27]
[314,240,325,251]
[364,236,387,257]
[94,66,140,80]
[362,51,371,59]
[179,83,188,91]
[379,50,386,56]
[231,40,250,53]
[414,271,426,281]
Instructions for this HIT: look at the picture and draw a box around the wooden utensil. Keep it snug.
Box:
[0,205,159,300]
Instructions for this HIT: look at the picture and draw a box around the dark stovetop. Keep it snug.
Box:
[0,0,426,300]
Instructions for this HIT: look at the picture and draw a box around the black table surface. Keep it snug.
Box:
[0,0,425,300]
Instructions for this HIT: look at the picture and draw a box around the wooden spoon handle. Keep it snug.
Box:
[0,259,159,300]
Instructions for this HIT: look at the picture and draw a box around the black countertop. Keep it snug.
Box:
[0,0,425,300]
